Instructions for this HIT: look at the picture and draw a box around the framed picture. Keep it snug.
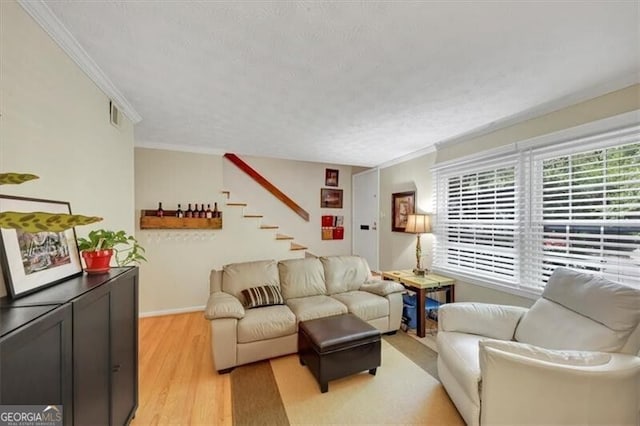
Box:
[321,188,343,209]
[392,191,415,232]
[0,195,83,298]
[325,168,339,187]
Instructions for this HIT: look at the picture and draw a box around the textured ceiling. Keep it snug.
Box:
[43,1,639,166]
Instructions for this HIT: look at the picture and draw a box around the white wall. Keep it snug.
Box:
[223,155,353,256]
[379,84,640,308]
[0,2,135,297]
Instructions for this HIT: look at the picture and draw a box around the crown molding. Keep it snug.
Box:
[434,74,638,152]
[377,144,437,169]
[135,141,226,156]
[18,0,142,124]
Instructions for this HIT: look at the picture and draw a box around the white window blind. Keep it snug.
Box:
[525,141,640,289]
[435,159,520,284]
[433,123,640,293]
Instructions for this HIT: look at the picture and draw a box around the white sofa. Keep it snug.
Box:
[204,255,404,372]
[437,267,640,426]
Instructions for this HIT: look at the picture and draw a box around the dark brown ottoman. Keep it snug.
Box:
[298,313,381,393]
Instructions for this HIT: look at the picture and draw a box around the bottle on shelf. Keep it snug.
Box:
[156,202,164,218]
[205,204,212,219]
[176,204,184,218]
[213,202,220,218]
[186,203,193,218]
[200,204,206,218]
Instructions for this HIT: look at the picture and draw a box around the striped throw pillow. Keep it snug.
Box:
[241,285,285,309]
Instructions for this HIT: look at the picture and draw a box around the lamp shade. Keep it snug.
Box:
[405,214,431,234]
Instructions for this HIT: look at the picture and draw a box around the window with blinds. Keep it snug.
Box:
[433,124,640,293]
[526,141,640,289]
[435,161,519,284]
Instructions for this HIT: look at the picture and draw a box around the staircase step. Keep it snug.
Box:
[290,243,307,251]
[260,225,279,229]
[226,202,247,207]
[276,234,294,240]
[244,214,263,218]
[221,190,230,198]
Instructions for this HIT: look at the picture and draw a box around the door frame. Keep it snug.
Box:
[351,168,380,272]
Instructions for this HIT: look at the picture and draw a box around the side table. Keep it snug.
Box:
[382,270,455,338]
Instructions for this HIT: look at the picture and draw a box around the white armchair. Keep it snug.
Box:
[437,268,640,426]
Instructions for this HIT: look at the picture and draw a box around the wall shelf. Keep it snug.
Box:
[139,210,222,230]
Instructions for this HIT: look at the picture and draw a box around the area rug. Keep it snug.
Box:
[230,332,463,425]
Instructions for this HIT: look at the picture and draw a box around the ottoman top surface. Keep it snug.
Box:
[300,313,381,351]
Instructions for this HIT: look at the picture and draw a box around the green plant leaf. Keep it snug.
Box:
[76,228,147,266]
[0,173,39,185]
[0,211,103,232]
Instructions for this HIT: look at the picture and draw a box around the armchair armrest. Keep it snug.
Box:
[479,339,640,425]
[438,302,527,340]
[360,279,405,297]
[204,292,245,320]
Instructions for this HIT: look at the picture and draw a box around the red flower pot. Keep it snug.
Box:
[82,249,114,274]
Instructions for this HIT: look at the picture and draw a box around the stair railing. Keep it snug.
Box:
[224,153,310,222]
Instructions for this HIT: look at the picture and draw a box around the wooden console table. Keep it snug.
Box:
[382,270,455,338]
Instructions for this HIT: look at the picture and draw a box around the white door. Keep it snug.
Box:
[352,168,379,271]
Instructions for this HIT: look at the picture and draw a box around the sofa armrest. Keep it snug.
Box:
[438,302,527,340]
[479,340,640,425]
[204,292,245,320]
[360,280,405,297]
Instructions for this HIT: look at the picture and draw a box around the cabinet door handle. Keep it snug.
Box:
[112,364,121,373]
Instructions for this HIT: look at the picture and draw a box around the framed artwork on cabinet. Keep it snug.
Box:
[0,195,83,298]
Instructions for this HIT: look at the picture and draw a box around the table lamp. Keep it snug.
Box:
[405,214,431,276]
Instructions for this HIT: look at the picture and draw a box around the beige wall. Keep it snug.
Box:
[134,148,353,314]
[0,2,135,297]
[379,84,640,307]
[223,155,353,256]
[379,152,436,272]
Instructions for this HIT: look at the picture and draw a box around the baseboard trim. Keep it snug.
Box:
[139,305,205,318]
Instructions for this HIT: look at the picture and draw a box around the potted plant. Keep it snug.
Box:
[77,229,146,274]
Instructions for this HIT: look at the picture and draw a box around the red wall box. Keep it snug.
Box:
[322,228,333,240]
[333,227,344,240]
[321,215,334,227]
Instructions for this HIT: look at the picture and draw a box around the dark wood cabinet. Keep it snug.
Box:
[0,267,138,425]
[0,305,73,425]
[110,275,138,426]
[73,286,112,426]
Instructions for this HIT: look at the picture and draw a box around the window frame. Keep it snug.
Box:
[432,113,640,297]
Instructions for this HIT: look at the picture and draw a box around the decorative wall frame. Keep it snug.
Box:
[320,188,343,209]
[391,191,415,232]
[325,168,339,187]
[0,195,83,298]
[321,215,344,240]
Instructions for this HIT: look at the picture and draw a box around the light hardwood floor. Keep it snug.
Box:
[133,312,231,426]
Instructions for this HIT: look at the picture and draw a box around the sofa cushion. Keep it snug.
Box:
[360,280,405,297]
[480,339,612,367]
[278,258,327,300]
[331,291,389,321]
[320,255,371,295]
[515,298,631,352]
[205,292,245,320]
[439,303,527,340]
[436,331,485,405]
[241,285,284,309]
[542,267,640,332]
[286,295,348,322]
[222,260,280,303]
[237,304,296,343]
